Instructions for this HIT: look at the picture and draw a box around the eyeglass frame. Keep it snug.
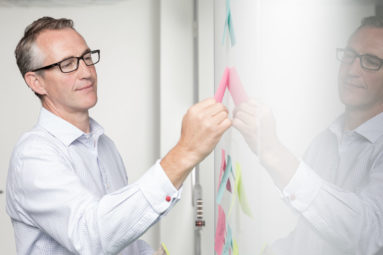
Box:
[336,48,383,71]
[30,49,100,73]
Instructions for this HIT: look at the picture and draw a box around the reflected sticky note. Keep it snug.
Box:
[226,177,232,193]
[227,173,237,218]
[228,67,249,106]
[222,225,232,255]
[233,239,239,255]
[215,205,226,255]
[235,162,253,218]
[217,155,232,204]
[215,68,230,103]
[218,149,232,193]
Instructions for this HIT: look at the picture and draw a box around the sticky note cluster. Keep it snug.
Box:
[215,205,239,255]
[215,149,253,255]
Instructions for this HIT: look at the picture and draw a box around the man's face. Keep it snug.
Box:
[35,28,98,114]
[338,26,383,112]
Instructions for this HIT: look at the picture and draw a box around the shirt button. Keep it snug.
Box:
[290,194,296,201]
[166,196,171,202]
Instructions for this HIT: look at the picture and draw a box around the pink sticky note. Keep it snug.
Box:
[226,178,232,193]
[215,68,230,103]
[228,67,249,105]
[218,149,232,193]
[215,205,227,255]
[218,149,226,191]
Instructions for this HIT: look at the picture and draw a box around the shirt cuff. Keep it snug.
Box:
[138,160,182,215]
[282,161,323,212]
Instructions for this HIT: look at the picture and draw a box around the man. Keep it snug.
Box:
[6,17,231,254]
[233,16,383,255]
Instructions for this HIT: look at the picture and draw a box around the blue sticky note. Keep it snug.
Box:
[222,225,233,255]
[216,155,232,204]
[222,0,236,46]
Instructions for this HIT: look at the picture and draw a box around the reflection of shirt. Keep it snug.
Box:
[6,108,181,255]
[272,112,383,255]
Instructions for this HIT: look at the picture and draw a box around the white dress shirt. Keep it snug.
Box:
[6,108,182,255]
[271,113,383,255]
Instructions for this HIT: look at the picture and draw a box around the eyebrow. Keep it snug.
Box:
[59,48,91,62]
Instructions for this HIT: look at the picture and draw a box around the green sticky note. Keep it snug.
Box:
[233,239,239,255]
[235,162,253,218]
[161,242,169,255]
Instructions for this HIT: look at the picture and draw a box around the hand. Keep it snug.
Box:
[233,99,298,189]
[161,98,231,188]
[232,99,279,156]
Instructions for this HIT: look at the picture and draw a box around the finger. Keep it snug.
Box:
[232,118,252,135]
[211,109,230,125]
[216,118,232,135]
[204,102,228,117]
[193,97,216,111]
[233,101,257,117]
[233,110,256,126]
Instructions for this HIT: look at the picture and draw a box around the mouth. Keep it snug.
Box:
[342,80,365,89]
[76,84,94,91]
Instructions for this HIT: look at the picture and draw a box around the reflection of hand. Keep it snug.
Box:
[233,99,299,189]
[232,99,278,157]
[161,98,231,188]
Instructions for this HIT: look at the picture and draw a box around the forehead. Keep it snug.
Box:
[35,28,89,62]
[348,27,383,58]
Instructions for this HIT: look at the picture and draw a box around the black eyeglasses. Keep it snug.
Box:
[336,48,383,71]
[31,49,100,73]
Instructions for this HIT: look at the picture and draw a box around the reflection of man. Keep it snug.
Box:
[233,16,383,255]
[6,17,231,254]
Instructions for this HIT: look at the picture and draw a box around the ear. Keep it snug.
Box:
[24,72,47,96]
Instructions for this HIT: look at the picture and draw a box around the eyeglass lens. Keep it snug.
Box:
[60,51,99,73]
[338,49,381,71]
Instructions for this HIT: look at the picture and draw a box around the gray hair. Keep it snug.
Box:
[15,17,75,98]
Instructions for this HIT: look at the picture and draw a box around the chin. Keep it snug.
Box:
[83,95,98,110]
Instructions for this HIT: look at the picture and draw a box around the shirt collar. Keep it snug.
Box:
[354,112,383,143]
[37,107,104,147]
[329,112,383,143]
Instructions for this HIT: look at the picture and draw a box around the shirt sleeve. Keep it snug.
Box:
[119,239,154,255]
[282,160,383,255]
[9,139,182,255]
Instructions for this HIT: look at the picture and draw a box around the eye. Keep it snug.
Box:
[343,50,355,61]
[60,58,76,69]
[364,55,381,68]
[83,53,94,64]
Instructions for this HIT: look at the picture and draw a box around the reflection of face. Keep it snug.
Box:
[36,28,98,114]
[338,26,383,113]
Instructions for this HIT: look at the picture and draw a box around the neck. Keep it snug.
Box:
[42,100,91,133]
[344,104,383,131]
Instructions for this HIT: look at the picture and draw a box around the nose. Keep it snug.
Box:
[346,56,363,76]
[77,59,93,78]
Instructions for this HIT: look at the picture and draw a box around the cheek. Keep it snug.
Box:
[365,73,383,91]
[46,77,75,97]
[338,64,348,83]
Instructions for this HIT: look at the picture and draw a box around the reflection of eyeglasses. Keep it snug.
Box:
[31,49,100,73]
[336,48,383,71]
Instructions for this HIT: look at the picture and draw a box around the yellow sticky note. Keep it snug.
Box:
[236,162,253,218]
[161,243,169,255]
[233,239,239,255]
